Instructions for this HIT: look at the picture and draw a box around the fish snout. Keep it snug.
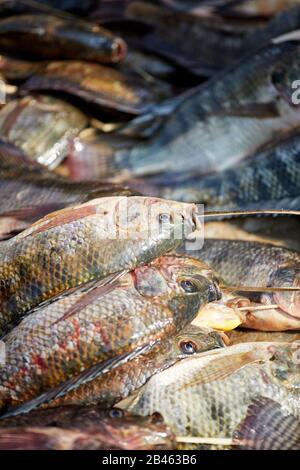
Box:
[271,267,300,318]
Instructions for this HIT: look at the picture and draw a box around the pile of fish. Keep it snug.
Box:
[0,0,300,451]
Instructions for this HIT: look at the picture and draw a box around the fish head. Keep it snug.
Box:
[96,408,175,450]
[267,266,300,319]
[149,255,221,327]
[172,324,226,359]
[267,343,300,386]
[114,196,201,247]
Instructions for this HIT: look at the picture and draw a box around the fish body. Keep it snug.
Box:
[0,196,200,335]
[35,325,225,409]
[0,405,175,450]
[158,131,300,208]
[21,60,160,116]
[227,329,300,344]
[0,95,87,169]
[120,342,300,445]
[0,147,137,237]
[0,255,220,412]
[0,13,126,63]
[99,39,300,178]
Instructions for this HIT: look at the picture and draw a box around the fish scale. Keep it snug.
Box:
[0,196,198,335]
[121,342,300,446]
[160,131,300,207]
[0,255,220,413]
[100,40,300,179]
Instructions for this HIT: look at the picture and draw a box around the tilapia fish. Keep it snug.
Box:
[0,13,126,63]
[158,130,300,208]
[178,239,300,330]
[21,60,161,116]
[95,37,300,179]
[120,342,300,447]
[0,196,201,335]
[0,406,175,450]
[32,325,224,410]
[0,94,87,169]
[0,256,221,414]
[0,147,137,238]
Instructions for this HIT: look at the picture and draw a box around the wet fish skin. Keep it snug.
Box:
[0,196,200,335]
[21,60,160,116]
[158,130,300,208]
[38,324,225,409]
[185,239,300,288]
[0,147,137,237]
[97,39,300,178]
[233,397,300,450]
[0,14,126,63]
[0,94,88,169]
[0,255,220,412]
[123,1,245,73]
[177,239,300,330]
[120,342,300,446]
[0,406,175,450]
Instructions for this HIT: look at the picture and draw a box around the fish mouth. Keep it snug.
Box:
[185,207,203,241]
[209,282,222,302]
[111,38,127,62]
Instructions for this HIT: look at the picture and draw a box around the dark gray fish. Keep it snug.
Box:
[92,38,300,179]
[0,13,126,63]
[156,131,300,208]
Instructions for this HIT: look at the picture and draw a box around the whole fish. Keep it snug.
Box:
[177,239,300,330]
[0,406,175,450]
[32,324,225,410]
[120,342,300,446]
[0,146,137,239]
[0,14,126,63]
[0,196,201,335]
[0,255,221,413]
[94,36,300,179]
[157,130,300,208]
[21,60,162,116]
[0,95,87,169]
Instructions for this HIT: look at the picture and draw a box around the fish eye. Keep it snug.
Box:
[158,213,173,224]
[108,408,124,419]
[180,279,198,293]
[150,412,164,424]
[179,340,197,355]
